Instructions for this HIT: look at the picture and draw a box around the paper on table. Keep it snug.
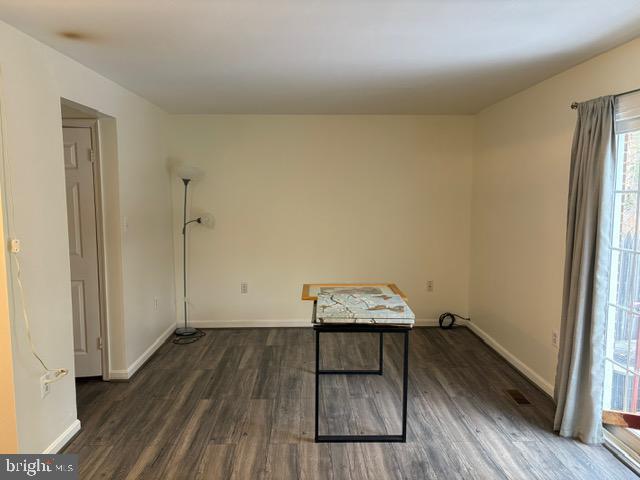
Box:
[315,293,415,325]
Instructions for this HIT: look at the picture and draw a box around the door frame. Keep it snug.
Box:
[62,119,110,380]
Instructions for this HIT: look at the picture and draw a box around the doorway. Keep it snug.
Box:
[61,102,109,378]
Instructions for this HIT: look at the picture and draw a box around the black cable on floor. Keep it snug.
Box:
[438,312,471,329]
[172,329,206,345]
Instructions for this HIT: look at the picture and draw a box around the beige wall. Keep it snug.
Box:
[2,8,640,453]
[168,115,474,325]
[0,20,175,452]
[471,38,640,393]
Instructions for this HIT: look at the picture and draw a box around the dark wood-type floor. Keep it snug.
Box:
[65,327,636,479]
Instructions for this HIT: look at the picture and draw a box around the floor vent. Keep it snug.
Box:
[506,389,531,405]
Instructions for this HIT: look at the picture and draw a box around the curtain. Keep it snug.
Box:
[554,96,615,444]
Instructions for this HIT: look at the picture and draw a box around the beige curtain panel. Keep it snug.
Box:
[554,96,615,444]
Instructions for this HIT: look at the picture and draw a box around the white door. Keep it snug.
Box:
[63,126,102,377]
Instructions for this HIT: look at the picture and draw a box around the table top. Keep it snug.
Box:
[314,293,415,325]
[301,283,406,301]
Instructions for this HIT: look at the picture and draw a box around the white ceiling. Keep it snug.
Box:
[1,1,640,114]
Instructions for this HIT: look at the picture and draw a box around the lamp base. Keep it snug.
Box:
[175,327,198,336]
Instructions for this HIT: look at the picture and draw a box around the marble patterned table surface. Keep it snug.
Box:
[315,293,415,325]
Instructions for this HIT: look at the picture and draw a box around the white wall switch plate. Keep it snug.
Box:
[426,280,434,292]
[552,330,560,349]
[241,282,248,294]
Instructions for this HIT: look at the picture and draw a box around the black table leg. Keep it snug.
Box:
[379,332,384,375]
[401,329,409,442]
[315,328,320,443]
[314,325,410,443]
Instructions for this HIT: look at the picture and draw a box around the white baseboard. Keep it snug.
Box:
[109,323,175,380]
[189,319,309,328]
[43,419,81,454]
[108,317,552,399]
[415,318,439,327]
[109,318,440,380]
[188,318,438,328]
[465,320,554,397]
[109,318,553,398]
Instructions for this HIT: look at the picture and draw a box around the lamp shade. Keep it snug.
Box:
[173,163,204,181]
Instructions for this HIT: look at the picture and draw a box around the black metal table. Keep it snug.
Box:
[312,301,411,443]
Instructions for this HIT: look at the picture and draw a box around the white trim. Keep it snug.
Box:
[187,318,438,329]
[188,319,309,328]
[108,369,130,380]
[604,428,640,476]
[42,419,81,454]
[466,321,555,396]
[109,323,174,380]
[415,318,440,327]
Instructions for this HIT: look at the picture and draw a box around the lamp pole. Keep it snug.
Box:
[175,177,197,336]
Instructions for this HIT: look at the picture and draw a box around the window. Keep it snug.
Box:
[603,126,640,413]
[604,91,640,462]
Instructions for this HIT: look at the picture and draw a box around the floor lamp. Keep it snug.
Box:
[173,164,214,336]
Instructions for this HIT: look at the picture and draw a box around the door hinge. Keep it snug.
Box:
[97,337,103,350]
[89,148,96,163]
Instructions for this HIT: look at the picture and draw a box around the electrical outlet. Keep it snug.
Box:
[426,280,434,292]
[551,330,560,349]
[40,373,51,398]
[241,282,248,294]
[9,238,20,253]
